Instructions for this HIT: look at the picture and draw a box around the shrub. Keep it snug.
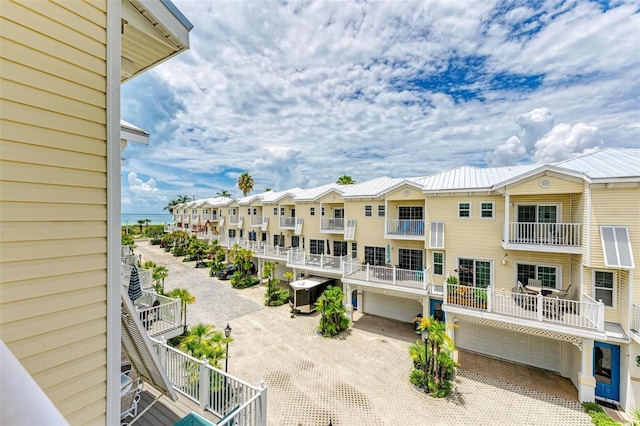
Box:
[409,369,426,388]
[263,262,290,306]
[582,402,621,426]
[316,286,350,337]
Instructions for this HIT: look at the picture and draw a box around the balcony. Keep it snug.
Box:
[150,337,267,425]
[228,215,239,225]
[250,215,263,226]
[444,283,604,334]
[287,249,347,276]
[279,216,296,229]
[209,213,219,221]
[385,219,425,240]
[320,218,344,233]
[342,259,428,293]
[135,291,183,339]
[252,244,290,260]
[503,222,582,253]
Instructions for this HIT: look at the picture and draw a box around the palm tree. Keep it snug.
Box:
[237,172,254,196]
[216,189,232,197]
[152,265,168,294]
[178,323,231,367]
[137,219,146,234]
[166,288,195,333]
[264,187,272,192]
[336,174,355,185]
[164,195,192,213]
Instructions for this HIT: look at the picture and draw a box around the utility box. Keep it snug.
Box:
[289,276,335,314]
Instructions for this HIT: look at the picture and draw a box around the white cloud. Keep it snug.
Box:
[127,172,161,200]
[533,122,602,163]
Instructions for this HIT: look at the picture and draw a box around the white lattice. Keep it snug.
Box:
[350,284,425,301]
[452,313,582,343]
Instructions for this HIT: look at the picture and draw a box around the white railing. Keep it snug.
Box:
[507,222,582,246]
[444,284,604,331]
[253,245,290,259]
[279,216,296,228]
[320,218,345,231]
[121,286,183,336]
[152,338,267,425]
[342,259,428,290]
[164,225,177,233]
[122,265,153,290]
[122,253,138,266]
[250,216,263,226]
[228,215,239,225]
[430,284,444,296]
[287,250,347,271]
[386,219,425,236]
[209,213,219,221]
[633,304,640,332]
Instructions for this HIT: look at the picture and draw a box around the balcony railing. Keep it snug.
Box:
[342,259,428,291]
[122,264,153,289]
[253,244,290,259]
[136,291,182,337]
[288,249,347,272]
[320,218,344,232]
[444,284,604,331]
[386,219,425,237]
[152,337,267,425]
[250,215,263,226]
[279,216,296,228]
[507,222,581,246]
[228,215,239,225]
[209,213,219,221]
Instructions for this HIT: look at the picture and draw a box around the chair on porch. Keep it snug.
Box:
[120,377,143,424]
[514,281,536,310]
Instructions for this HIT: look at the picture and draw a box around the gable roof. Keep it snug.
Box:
[341,177,402,198]
[294,183,345,202]
[261,187,304,203]
[554,148,640,180]
[422,165,537,192]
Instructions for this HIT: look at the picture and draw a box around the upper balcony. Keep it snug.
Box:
[503,222,582,254]
[206,212,219,222]
[320,217,345,234]
[287,249,347,276]
[342,259,429,294]
[385,219,425,240]
[228,214,239,225]
[444,283,605,337]
[250,215,263,226]
[279,216,296,229]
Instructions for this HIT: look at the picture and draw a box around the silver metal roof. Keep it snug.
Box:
[261,187,304,203]
[554,148,640,180]
[422,165,537,192]
[294,183,345,201]
[201,196,233,207]
[341,177,400,198]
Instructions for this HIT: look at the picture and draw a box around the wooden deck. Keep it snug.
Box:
[129,385,220,426]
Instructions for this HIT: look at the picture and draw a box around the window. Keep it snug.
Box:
[458,258,492,288]
[481,202,494,219]
[247,208,251,215]
[333,241,348,257]
[203,209,209,214]
[364,205,372,217]
[291,236,300,248]
[310,207,315,216]
[429,222,444,248]
[433,252,444,276]
[239,230,243,238]
[378,205,385,217]
[192,209,197,214]
[253,208,257,215]
[274,235,285,247]
[399,249,423,271]
[351,242,358,260]
[273,207,278,216]
[398,206,423,220]
[321,207,325,216]
[280,207,285,216]
[594,271,614,307]
[310,239,324,255]
[516,263,558,289]
[364,246,385,266]
[458,202,471,218]
[228,229,236,238]
[261,232,267,242]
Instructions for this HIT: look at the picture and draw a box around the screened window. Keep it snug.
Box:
[291,236,300,248]
[398,206,423,220]
[351,242,358,260]
[364,246,385,266]
[594,271,614,307]
[273,208,278,215]
[458,202,471,218]
[310,239,324,255]
[399,249,423,271]
[378,205,385,217]
[228,229,236,238]
[458,258,491,288]
[310,207,315,216]
[433,252,444,276]
[516,263,558,289]
[481,202,494,219]
[333,241,348,257]
[364,205,372,217]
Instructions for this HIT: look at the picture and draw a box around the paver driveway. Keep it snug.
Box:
[136,241,592,426]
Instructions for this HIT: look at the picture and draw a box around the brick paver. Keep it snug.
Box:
[135,241,592,425]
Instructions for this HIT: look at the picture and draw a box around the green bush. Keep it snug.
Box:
[231,274,260,289]
[582,403,605,414]
[316,286,350,337]
[409,369,426,388]
[582,402,620,426]
[428,376,452,398]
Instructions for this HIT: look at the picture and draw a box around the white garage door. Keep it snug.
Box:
[456,321,560,372]
[363,292,422,323]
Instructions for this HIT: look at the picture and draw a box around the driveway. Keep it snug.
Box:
[135,241,592,425]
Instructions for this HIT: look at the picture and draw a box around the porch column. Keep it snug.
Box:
[578,338,596,403]
[503,194,510,243]
[422,296,429,318]
[345,283,353,323]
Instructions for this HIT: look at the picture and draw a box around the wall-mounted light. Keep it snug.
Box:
[502,254,509,265]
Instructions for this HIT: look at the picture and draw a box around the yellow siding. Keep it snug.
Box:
[345,199,387,258]
[317,191,344,204]
[508,194,578,223]
[0,0,108,422]
[386,185,423,201]
[506,174,583,195]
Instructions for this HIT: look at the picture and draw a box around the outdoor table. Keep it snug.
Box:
[524,286,560,296]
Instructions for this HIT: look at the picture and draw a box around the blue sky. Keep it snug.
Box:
[121,0,640,213]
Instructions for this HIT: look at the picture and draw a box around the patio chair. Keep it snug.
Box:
[527,278,543,288]
[514,281,536,310]
[141,300,160,330]
[120,377,143,424]
[559,284,573,299]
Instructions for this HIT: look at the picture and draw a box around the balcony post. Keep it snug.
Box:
[366,264,370,281]
[423,269,428,290]
[257,380,268,426]
[443,283,448,306]
[503,194,510,243]
[486,287,492,312]
[320,254,324,267]
[537,293,543,322]
[199,357,209,410]
[392,266,396,285]
[597,300,605,331]
[158,336,167,369]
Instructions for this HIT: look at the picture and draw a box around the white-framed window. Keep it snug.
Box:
[192,209,197,214]
[429,221,444,248]
[433,252,444,276]
[291,235,300,248]
[310,239,324,255]
[480,202,494,219]
[280,207,285,216]
[594,270,615,308]
[253,208,257,215]
[458,202,471,219]
[310,207,315,216]
[228,229,236,238]
[364,205,372,217]
[321,207,325,216]
[378,205,385,217]
[333,241,348,257]
[273,207,278,216]
[351,242,358,259]
[203,209,209,214]
[247,208,251,215]
[458,258,492,288]
[516,263,561,290]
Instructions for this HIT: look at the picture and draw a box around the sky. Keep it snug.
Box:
[121,0,640,213]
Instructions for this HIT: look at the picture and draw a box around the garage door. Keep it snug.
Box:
[363,292,422,323]
[456,321,560,372]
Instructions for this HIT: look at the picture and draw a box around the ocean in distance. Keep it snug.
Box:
[122,213,173,226]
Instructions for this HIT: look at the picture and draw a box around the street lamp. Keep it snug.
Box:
[224,323,232,373]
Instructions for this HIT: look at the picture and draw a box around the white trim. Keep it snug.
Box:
[457,201,471,219]
[377,204,385,217]
[106,0,121,423]
[514,261,563,290]
[456,257,494,288]
[364,204,373,217]
[480,201,495,219]
[592,270,617,309]
[514,202,562,223]
[432,251,445,276]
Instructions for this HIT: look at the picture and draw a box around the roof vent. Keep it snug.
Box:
[539,178,552,188]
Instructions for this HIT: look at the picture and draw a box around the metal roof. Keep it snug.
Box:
[422,165,537,192]
[341,177,401,198]
[201,196,233,207]
[261,187,303,203]
[294,183,345,201]
[554,148,640,180]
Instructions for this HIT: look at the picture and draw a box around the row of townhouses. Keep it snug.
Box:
[170,148,640,411]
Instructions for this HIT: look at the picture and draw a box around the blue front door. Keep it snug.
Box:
[594,342,620,402]
[430,299,445,322]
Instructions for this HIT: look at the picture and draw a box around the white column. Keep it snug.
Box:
[345,283,353,323]
[503,194,510,243]
[422,296,430,318]
[199,357,210,410]
[578,339,596,403]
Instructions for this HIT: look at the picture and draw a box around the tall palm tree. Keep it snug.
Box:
[164,194,192,212]
[166,287,195,332]
[264,187,272,192]
[237,172,254,196]
[336,174,355,185]
[216,189,232,197]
